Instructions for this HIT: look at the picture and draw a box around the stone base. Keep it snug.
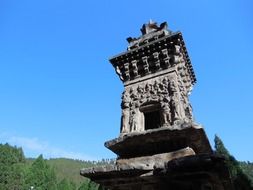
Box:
[105,123,212,158]
[80,154,233,190]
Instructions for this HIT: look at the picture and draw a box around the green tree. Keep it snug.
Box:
[0,143,26,190]
[78,182,89,190]
[240,162,253,185]
[24,154,57,190]
[57,178,76,190]
[78,180,99,190]
[214,135,253,190]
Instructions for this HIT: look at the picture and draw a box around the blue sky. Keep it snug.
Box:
[0,0,252,161]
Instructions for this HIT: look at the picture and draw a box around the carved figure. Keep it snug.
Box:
[161,97,171,126]
[152,81,159,95]
[159,78,169,94]
[130,108,140,132]
[171,92,185,122]
[137,85,145,103]
[129,87,138,101]
[185,104,193,122]
[121,90,131,108]
[169,79,178,93]
[121,108,130,133]
[145,83,152,101]
[121,90,131,133]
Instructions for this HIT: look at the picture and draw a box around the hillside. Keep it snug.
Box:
[26,157,115,187]
[47,158,115,187]
[0,143,252,189]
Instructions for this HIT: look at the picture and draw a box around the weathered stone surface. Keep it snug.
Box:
[116,147,195,170]
[105,123,212,158]
[111,24,196,135]
[80,146,196,176]
[80,154,233,190]
[80,21,233,190]
[110,22,196,86]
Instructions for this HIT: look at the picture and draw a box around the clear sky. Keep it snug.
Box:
[0,0,252,161]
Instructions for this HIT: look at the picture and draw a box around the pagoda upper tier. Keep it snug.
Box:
[109,21,196,94]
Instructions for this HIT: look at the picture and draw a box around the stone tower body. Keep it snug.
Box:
[81,21,233,190]
[112,20,195,135]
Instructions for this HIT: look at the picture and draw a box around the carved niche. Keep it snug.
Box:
[120,75,194,134]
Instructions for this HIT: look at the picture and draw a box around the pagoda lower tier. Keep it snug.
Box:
[80,123,233,190]
[81,154,233,190]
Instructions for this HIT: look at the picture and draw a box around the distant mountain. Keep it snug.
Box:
[44,157,253,188]
[1,142,252,189]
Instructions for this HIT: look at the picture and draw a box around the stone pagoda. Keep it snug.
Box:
[81,21,233,190]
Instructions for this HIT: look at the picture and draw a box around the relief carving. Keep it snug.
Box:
[130,108,139,132]
[161,97,171,126]
[121,90,131,133]
[171,91,185,123]
[120,75,194,133]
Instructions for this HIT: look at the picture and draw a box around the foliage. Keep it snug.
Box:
[240,162,253,186]
[24,154,58,190]
[57,178,76,190]
[0,143,112,190]
[2,139,253,190]
[78,180,100,190]
[214,135,253,190]
[0,143,26,190]
[46,158,115,187]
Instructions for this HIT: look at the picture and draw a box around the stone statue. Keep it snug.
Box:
[152,81,159,96]
[121,107,130,133]
[185,103,193,122]
[137,85,145,103]
[129,87,138,101]
[161,97,171,127]
[121,90,131,133]
[171,92,185,123]
[160,78,169,94]
[130,108,140,132]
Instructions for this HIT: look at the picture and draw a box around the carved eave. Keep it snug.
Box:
[109,32,196,92]
[80,154,233,190]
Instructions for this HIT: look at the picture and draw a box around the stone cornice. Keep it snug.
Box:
[109,32,196,87]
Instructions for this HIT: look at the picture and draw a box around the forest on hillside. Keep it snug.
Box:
[0,143,112,190]
[0,136,253,190]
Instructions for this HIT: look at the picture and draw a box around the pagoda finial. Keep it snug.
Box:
[126,21,172,50]
[141,20,159,35]
[149,19,155,24]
